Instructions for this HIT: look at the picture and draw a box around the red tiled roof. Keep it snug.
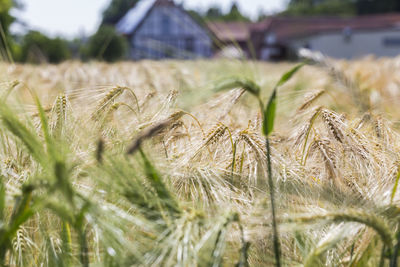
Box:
[207,14,400,45]
[258,13,400,41]
[207,21,252,42]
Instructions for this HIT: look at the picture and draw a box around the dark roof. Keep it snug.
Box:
[116,0,213,38]
[116,0,178,35]
[116,0,157,35]
[257,13,400,41]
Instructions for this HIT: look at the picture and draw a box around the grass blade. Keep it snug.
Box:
[33,94,57,159]
[263,89,277,136]
[214,77,260,97]
[139,148,181,218]
[0,103,45,164]
[0,177,4,221]
[275,63,304,88]
[391,168,400,203]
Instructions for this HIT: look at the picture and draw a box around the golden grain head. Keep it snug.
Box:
[2,58,400,267]
[321,109,345,143]
[298,89,325,112]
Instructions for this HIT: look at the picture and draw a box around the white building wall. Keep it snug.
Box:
[290,29,400,59]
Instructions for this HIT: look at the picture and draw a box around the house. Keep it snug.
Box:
[207,21,253,58]
[116,1,400,61]
[253,14,400,60]
[116,0,213,60]
[208,14,400,60]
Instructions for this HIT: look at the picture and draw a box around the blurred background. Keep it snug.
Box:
[1,0,400,63]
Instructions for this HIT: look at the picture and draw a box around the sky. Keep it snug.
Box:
[11,0,287,38]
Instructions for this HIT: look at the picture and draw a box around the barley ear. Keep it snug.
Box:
[298,90,325,112]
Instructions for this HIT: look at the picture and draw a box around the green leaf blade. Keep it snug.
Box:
[0,103,46,165]
[215,77,260,97]
[275,63,304,88]
[139,148,181,217]
[391,168,400,203]
[263,89,277,136]
[0,177,4,221]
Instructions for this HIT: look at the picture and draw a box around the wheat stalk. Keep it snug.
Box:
[310,138,337,182]
[239,129,266,161]
[204,123,227,147]
[126,111,186,154]
[321,109,345,143]
[297,90,325,112]
[1,80,19,100]
[292,106,322,164]
[299,48,370,112]
[91,86,125,120]
[53,93,67,137]
[288,210,393,249]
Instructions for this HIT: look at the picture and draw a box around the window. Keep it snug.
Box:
[342,27,352,42]
[185,37,194,52]
[383,37,400,47]
[302,43,311,49]
[266,33,277,45]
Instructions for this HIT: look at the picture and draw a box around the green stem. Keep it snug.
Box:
[79,228,89,267]
[258,99,265,117]
[239,143,245,174]
[390,231,400,267]
[379,245,386,267]
[0,244,7,267]
[266,138,281,267]
[301,109,321,165]
[231,141,237,180]
[124,87,141,114]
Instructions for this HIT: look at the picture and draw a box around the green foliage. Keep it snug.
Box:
[263,90,276,136]
[285,0,400,15]
[192,2,250,22]
[102,0,139,25]
[0,0,15,35]
[215,77,260,97]
[19,31,71,64]
[356,0,400,14]
[285,0,356,16]
[0,102,46,164]
[0,177,4,221]
[0,0,21,62]
[275,63,305,88]
[82,25,128,62]
[139,148,181,218]
[391,168,400,203]
[263,64,304,136]
[205,6,223,21]
[213,64,304,267]
[222,2,250,22]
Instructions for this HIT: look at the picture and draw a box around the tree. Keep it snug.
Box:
[102,0,139,25]
[205,5,223,20]
[221,2,250,22]
[19,31,71,64]
[0,0,22,61]
[285,0,400,15]
[356,0,400,14]
[0,0,19,35]
[284,0,356,16]
[199,2,250,22]
[82,25,128,62]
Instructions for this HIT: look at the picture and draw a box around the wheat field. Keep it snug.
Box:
[1,53,400,266]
